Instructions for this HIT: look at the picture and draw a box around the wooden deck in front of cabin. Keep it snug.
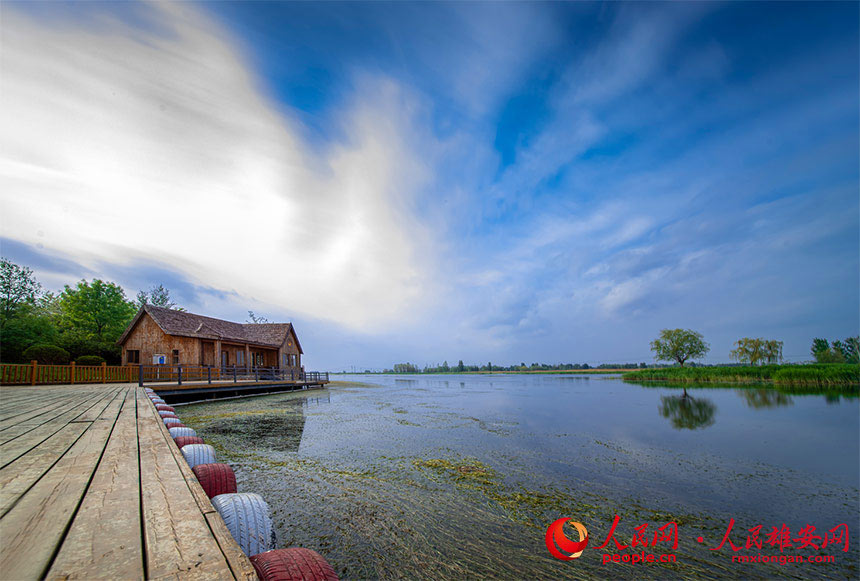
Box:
[0,383,257,580]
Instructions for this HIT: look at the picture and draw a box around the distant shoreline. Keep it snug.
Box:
[333,369,628,375]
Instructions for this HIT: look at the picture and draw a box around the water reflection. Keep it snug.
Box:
[659,393,717,430]
[740,389,793,409]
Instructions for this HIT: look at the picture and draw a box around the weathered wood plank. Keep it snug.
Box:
[0,416,119,579]
[0,391,116,465]
[151,400,257,580]
[204,512,259,581]
[137,389,237,580]
[0,393,82,427]
[0,421,90,517]
[45,388,144,580]
[70,386,124,422]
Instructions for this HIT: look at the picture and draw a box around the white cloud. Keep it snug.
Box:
[0,3,434,331]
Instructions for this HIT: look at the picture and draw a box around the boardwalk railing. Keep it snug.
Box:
[0,362,139,385]
[137,365,328,387]
[0,362,328,387]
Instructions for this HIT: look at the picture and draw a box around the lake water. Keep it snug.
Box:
[179,374,859,579]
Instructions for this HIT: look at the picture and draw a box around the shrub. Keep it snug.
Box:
[76,355,106,366]
[22,343,71,365]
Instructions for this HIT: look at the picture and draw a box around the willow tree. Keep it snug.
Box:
[650,328,709,367]
[730,338,783,365]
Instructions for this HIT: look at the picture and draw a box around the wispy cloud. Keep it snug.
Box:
[0,2,436,331]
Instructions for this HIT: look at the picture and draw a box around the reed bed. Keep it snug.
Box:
[623,364,859,387]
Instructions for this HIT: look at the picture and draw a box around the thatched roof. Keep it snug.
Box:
[117,305,302,352]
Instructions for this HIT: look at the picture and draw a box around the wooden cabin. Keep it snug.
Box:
[117,305,303,371]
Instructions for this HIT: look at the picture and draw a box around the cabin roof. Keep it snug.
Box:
[117,305,303,353]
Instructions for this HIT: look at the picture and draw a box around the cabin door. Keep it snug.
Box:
[202,342,214,366]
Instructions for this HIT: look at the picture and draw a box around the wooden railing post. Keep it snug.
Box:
[178,365,183,386]
[233,365,237,383]
[70,361,76,384]
[138,364,143,387]
[101,361,107,383]
[208,366,212,384]
[30,360,37,385]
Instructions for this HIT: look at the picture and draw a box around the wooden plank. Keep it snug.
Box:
[70,386,124,422]
[204,512,258,581]
[45,389,144,580]
[136,389,237,580]
[150,400,257,580]
[0,415,119,579]
[0,421,90,517]
[0,391,116,464]
[0,391,73,424]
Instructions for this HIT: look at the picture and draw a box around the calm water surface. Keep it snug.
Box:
[180,374,859,580]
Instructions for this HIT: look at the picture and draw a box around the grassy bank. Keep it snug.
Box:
[623,364,859,387]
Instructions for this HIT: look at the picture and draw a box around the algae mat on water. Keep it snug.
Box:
[178,380,859,580]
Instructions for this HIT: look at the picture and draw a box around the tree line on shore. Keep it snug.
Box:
[384,329,858,374]
[0,258,182,364]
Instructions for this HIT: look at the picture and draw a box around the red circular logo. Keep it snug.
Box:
[545,518,589,560]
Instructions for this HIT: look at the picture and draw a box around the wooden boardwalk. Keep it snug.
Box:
[0,383,257,580]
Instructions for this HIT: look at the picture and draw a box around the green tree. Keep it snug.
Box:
[831,337,859,364]
[842,337,860,364]
[650,329,709,367]
[0,258,42,328]
[136,284,183,310]
[811,338,844,363]
[457,360,465,372]
[0,312,58,362]
[730,338,783,365]
[59,279,137,342]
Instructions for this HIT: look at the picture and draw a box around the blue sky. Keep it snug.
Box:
[1,2,857,370]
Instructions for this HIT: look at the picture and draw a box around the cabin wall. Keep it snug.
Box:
[277,331,302,370]
[121,314,201,365]
[220,343,251,367]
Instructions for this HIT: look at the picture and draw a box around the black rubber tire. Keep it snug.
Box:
[155,404,175,413]
[169,426,197,439]
[173,436,205,449]
[211,493,276,556]
[250,548,339,581]
[193,463,237,498]
[181,444,216,468]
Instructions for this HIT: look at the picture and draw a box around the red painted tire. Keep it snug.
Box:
[159,411,179,419]
[192,463,237,498]
[250,548,339,581]
[155,404,175,413]
[174,436,205,449]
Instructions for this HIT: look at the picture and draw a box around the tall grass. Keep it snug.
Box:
[623,364,859,388]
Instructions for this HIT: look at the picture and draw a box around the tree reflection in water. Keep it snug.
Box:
[740,388,793,409]
[659,389,716,430]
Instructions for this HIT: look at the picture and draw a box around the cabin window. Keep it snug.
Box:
[282,354,287,368]
[127,350,140,364]
[172,349,180,365]
[237,350,245,366]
